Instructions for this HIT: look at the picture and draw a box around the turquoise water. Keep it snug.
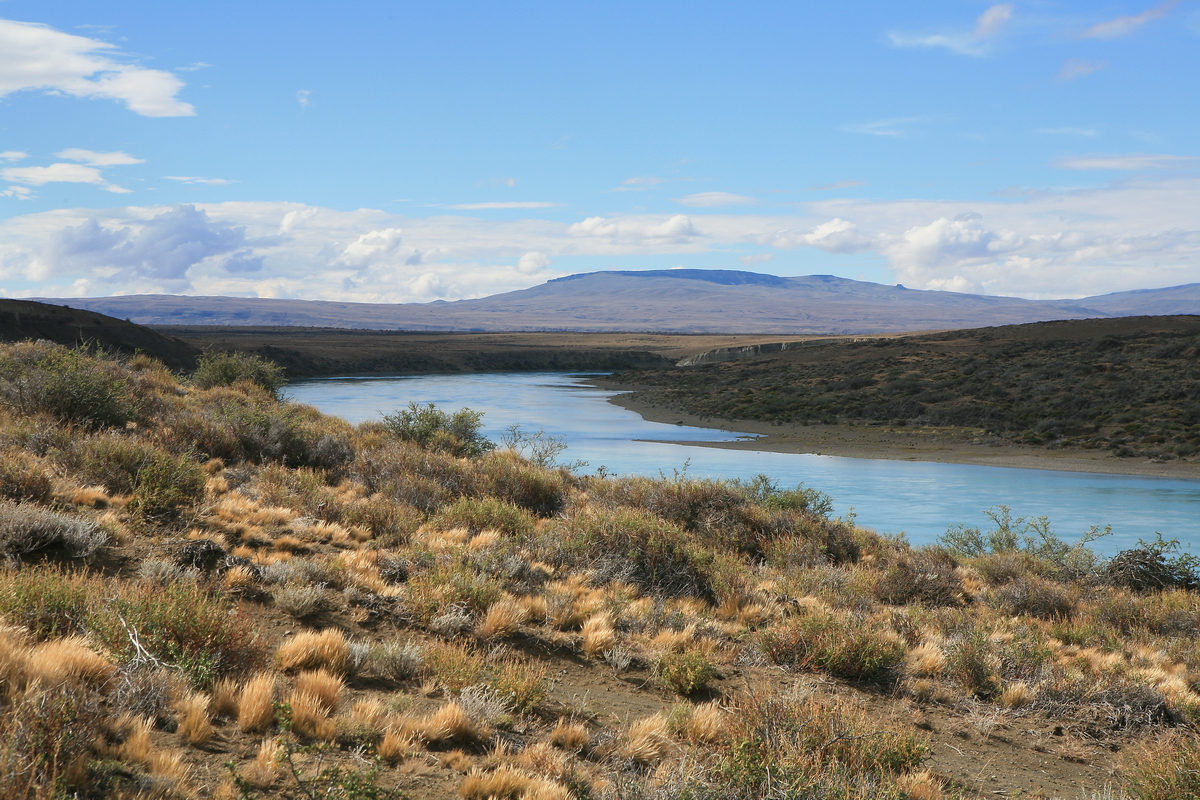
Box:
[285,372,1200,555]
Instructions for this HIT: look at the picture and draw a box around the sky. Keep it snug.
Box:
[0,1,1197,304]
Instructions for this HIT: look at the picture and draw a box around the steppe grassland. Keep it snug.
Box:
[0,341,1197,799]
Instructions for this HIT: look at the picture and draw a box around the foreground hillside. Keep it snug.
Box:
[611,316,1200,463]
[2,343,1200,799]
[39,270,1200,334]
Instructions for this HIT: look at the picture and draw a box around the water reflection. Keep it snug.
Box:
[286,372,1200,554]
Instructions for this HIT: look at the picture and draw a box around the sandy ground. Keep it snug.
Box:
[608,392,1200,481]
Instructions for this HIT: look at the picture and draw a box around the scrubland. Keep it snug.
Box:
[0,341,1198,799]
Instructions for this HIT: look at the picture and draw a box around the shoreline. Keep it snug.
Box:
[605,390,1200,481]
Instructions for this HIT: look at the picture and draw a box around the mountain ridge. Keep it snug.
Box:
[30,270,1200,334]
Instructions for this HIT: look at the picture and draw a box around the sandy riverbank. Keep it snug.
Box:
[607,391,1200,481]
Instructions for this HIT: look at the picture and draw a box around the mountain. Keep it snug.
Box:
[31,270,1200,334]
[0,299,199,370]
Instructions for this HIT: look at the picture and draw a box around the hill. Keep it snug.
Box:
[35,271,1200,334]
[0,298,199,371]
[607,315,1200,462]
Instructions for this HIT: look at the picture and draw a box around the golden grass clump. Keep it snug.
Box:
[621,714,673,766]
[237,672,280,733]
[25,636,115,689]
[998,681,1035,709]
[288,689,338,740]
[176,691,214,746]
[477,595,529,640]
[549,718,589,752]
[211,677,241,718]
[276,628,352,674]
[895,769,945,800]
[240,737,281,789]
[293,668,344,714]
[378,727,420,764]
[422,700,484,744]
[580,612,616,658]
[679,701,727,744]
[459,764,571,800]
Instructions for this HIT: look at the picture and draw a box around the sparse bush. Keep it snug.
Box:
[0,449,52,504]
[874,547,963,607]
[273,582,328,619]
[128,449,206,520]
[1107,534,1200,592]
[0,342,135,428]
[489,657,547,713]
[1123,731,1200,800]
[759,609,905,683]
[369,640,424,681]
[0,566,98,639]
[989,576,1075,619]
[192,350,286,397]
[0,683,104,799]
[381,401,494,458]
[430,496,535,537]
[0,503,108,559]
[654,649,718,694]
[945,630,1000,699]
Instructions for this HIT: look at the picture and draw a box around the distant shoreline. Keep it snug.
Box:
[603,386,1200,481]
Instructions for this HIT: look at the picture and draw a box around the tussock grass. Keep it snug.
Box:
[275,628,351,675]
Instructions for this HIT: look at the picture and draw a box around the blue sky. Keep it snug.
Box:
[0,1,1197,303]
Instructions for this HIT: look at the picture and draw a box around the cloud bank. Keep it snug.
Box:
[1,175,1198,303]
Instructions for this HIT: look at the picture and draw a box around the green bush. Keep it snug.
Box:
[429,496,535,537]
[0,566,99,639]
[654,649,718,694]
[0,683,104,800]
[0,343,135,428]
[191,351,286,397]
[0,449,53,504]
[758,609,905,683]
[381,402,494,458]
[90,582,266,688]
[129,450,206,521]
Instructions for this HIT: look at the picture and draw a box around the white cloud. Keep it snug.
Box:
[739,253,774,267]
[2,178,1199,303]
[297,89,310,109]
[516,251,551,274]
[1,185,32,199]
[0,19,194,116]
[165,176,234,186]
[0,151,26,162]
[446,201,562,209]
[611,175,665,192]
[674,191,757,208]
[1082,1,1179,39]
[177,62,212,72]
[1057,58,1105,81]
[888,4,1014,56]
[1055,153,1198,170]
[56,148,144,166]
[1,163,130,193]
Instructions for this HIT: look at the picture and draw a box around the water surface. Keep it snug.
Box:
[286,372,1200,554]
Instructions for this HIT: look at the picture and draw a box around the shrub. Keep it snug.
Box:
[0,503,108,559]
[128,449,206,520]
[654,649,719,694]
[0,566,98,639]
[192,351,286,397]
[430,496,535,537]
[989,576,1075,619]
[945,630,1000,699]
[0,449,52,504]
[381,402,494,458]
[1123,731,1200,800]
[90,582,267,687]
[479,449,568,515]
[489,657,547,713]
[758,609,905,683]
[0,683,104,799]
[1106,534,1200,592]
[874,547,963,607]
[0,343,135,428]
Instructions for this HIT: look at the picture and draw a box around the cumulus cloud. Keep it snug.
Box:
[296,89,310,109]
[1,163,131,193]
[2,179,1198,303]
[675,192,757,208]
[1082,1,1179,39]
[28,205,249,290]
[888,4,1013,56]
[0,18,194,116]
[56,149,144,166]
[0,151,27,162]
[516,251,551,274]
[1055,153,1198,170]
[1057,58,1105,81]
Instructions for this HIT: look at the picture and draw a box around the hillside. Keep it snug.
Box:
[607,315,1200,462]
[0,298,199,371]
[36,270,1200,334]
[1,343,1198,799]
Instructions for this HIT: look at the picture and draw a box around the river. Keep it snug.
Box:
[285,372,1200,555]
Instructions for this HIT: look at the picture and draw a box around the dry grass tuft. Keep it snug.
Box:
[549,718,589,752]
[423,700,484,744]
[211,677,240,718]
[680,701,727,744]
[237,672,279,733]
[476,595,528,640]
[459,764,571,800]
[895,769,945,800]
[241,737,281,789]
[581,612,616,658]
[378,727,420,764]
[176,691,214,746]
[293,668,344,714]
[998,681,1035,709]
[26,636,115,689]
[275,628,351,674]
[288,689,337,740]
[621,714,673,765]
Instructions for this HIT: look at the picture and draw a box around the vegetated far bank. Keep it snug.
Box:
[604,315,1200,467]
[6,342,1200,798]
